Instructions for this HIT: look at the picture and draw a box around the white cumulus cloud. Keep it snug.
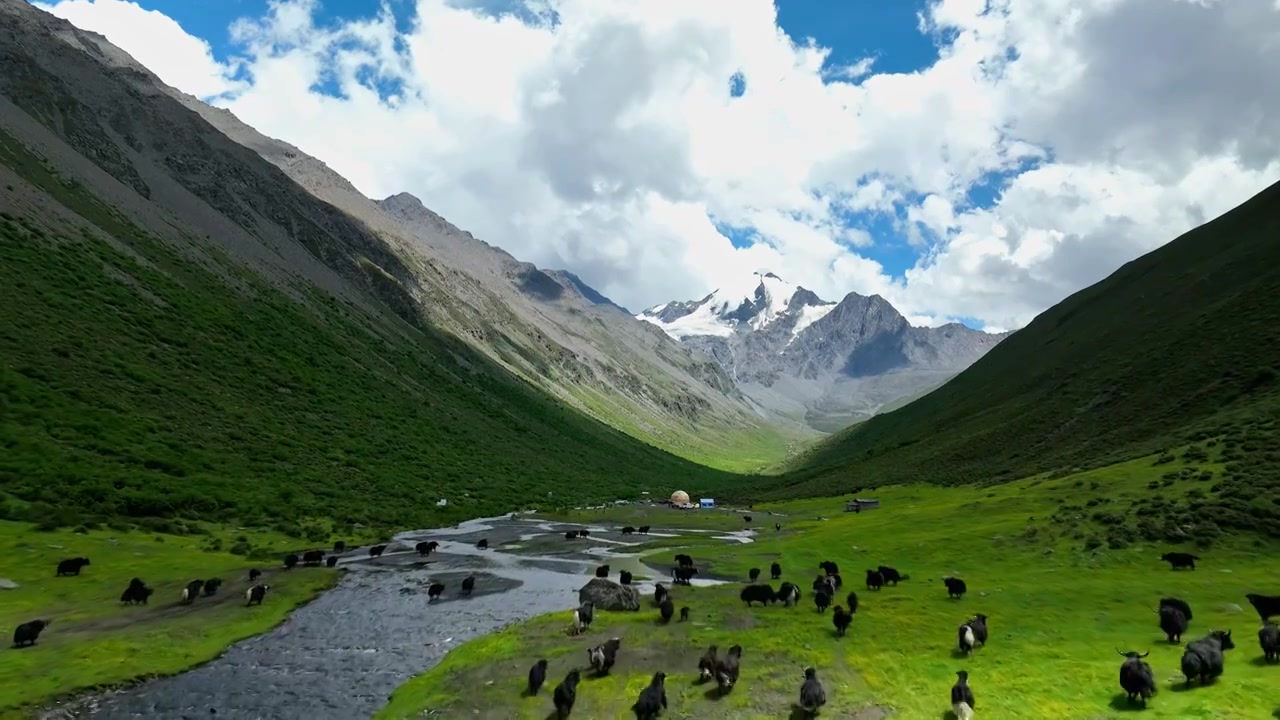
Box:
[31,0,1280,331]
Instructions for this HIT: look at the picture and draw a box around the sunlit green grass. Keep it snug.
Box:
[380,457,1280,719]
[0,522,336,717]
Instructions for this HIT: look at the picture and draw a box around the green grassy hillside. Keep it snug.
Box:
[0,128,739,535]
[772,179,1280,537]
[381,466,1280,720]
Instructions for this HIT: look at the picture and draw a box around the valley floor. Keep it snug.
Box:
[378,459,1280,719]
[0,523,336,719]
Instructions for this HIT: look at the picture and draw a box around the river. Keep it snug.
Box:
[48,513,750,720]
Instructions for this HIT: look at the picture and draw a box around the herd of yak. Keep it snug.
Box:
[526,546,1280,718]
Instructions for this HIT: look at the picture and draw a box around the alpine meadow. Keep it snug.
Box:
[2,0,1280,719]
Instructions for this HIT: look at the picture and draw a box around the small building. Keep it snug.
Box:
[699,498,715,509]
[845,498,880,512]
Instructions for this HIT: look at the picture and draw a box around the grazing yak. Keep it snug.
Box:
[832,606,852,636]
[959,615,988,654]
[771,562,782,580]
[181,580,205,603]
[715,645,743,696]
[749,567,761,582]
[461,574,477,596]
[1258,622,1279,663]
[202,578,223,596]
[659,598,675,623]
[672,567,698,585]
[740,584,776,607]
[1117,650,1156,707]
[878,565,907,585]
[120,578,153,605]
[246,583,269,606]
[638,525,651,534]
[697,644,719,681]
[1246,593,1280,623]
[283,553,299,570]
[631,671,668,720]
[368,544,388,558]
[587,637,622,676]
[553,669,581,718]
[944,577,968,599]
[1160,597,1193,643]
[1161,551,1200,570]
[776,582,801,607]
[679,607,690,622]
[798,666,826,717]
[596,565,610,579]
[55,557,90,577]
[428,582,445,600]
[302,550,324,565]
[845,591,859,615]
[1180,630,1235,686]
[814,590,831,614]
[951,670,975,720]
[865,569,884,591]
[528,658,549,695]
[654,584,670,606]
[326,555,339,568]
[619,570,633,585]
[12,619,50,648]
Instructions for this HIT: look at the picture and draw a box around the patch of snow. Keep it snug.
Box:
[791,302,837,338]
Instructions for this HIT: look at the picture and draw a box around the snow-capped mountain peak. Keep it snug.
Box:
[637,272,834,340]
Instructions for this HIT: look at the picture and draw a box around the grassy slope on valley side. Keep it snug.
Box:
[769,179,1280,536]
[0,521,336,718]
[0,128,740,534]
[379,454,1280,720]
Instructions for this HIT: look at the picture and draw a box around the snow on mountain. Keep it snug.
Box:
[637,271,830,339]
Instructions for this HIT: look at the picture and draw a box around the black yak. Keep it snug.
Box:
[638,525,651,534]
[814,590,831,614]
[248,568,262,582]
[368,544,387,558]
[1160,598,1192,644]
[679,606,690,622]
[55,557,90,576]
[631,671,667,719]
[950,670,975,720]
[749,567,761,582]
[744,515,752,523]
[715,645,742,696]
[1161,551,1199,570]
[565,531,579,540]
[428,582,445,600]
[1117,650,1156,707]
[845,591,858,615]
[579,530,591,537]
[944,576,967,599]
[740,584,775,607]
[283,553,299,569]
[798,666,826,716]
[659,598,675,622]
[619,570,633,585]
[674,553,694,568]
[553,669,581,718]
[621,526,636,535]
[1180,630,1235,686]
[528,658,549,695]
[1246,593,1280,623]
[12,619,50,648]
[246,583,269,606]
[777,582,800,607]
[326,555,339,568]
[596,565,610,579]
[877,565,907,585]
[415,541,438,556]
[654,583,669,606]
[697,644,718,682]
[181,579,204,603]
[832,606,852,636]
[333,540,346,552]
[572,601,594,635]
[202,578,223,596]
[959,614,988,653]
[476,538,489,549]
[461,574,476,596]
[587,637,621,675]
[865,569,883,591]
[771,561,782,580]
[672,566,698,585]
[120,578,153,605]
[819,560,839,576]
[1258,622,1279,663]
[302,550,324,565]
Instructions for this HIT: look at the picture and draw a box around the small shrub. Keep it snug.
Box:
[1153,453,1177,466]
[229,541,252,556]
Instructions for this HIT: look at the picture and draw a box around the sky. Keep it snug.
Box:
[29,0,1280,332]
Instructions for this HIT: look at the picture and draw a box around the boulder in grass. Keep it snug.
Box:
[578,578,640,611]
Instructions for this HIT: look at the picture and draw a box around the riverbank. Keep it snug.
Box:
[377,461,1280,719]
[0,521,337,719]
